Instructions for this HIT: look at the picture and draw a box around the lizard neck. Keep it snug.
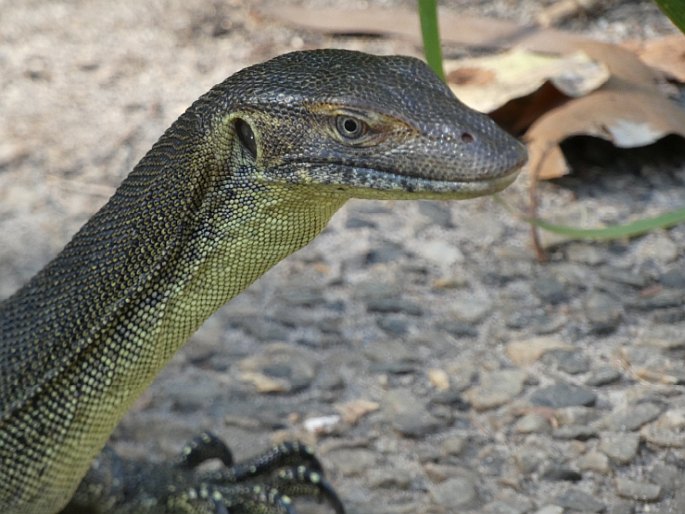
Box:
[157,178,347,359]
[0,112,347,512]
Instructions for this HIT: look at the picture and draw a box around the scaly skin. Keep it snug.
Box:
[0,49,526,514]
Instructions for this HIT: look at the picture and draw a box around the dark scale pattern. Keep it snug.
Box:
[0,49,526,513]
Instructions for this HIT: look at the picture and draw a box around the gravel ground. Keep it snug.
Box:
[1,1,684,513]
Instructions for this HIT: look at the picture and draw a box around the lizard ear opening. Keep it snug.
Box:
[235,118,257,158]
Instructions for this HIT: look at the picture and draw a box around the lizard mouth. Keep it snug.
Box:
[277,160,524,200]
[349,164,522,198]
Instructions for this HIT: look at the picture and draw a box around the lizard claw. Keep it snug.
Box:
[63,436,344,514]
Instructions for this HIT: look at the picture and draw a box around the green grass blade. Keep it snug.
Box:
[418,0,445,81]
[526,208,685,241]
[495,195,685,241]
[529,208,685,240]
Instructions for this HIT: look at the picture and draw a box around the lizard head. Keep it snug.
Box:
[206,49,527,200]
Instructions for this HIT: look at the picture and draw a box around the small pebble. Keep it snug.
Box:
[466,369,527,410]
[601,402,662,432]
[660,267,685,288]
[534,507,563,514]
[542,349,590,375]
[448,293,492,323]
[384,388,443,437]
[583,291,623,333]
[441,435,467,456]
[376,315,409,336]
[430,476,479,509]
[554,424,598,441]
[541,465,582,482]
[366,296,423,315]
[515,413,551,434]
[506,336,570,366]
[554,488,605,512]
[418,201,453,227]
[634,231,679,264]
[327,448,377,477]
[577,451,610,473]
[365,241,405,264]
[530,383,597,408]
[615,478,661,501]
[640,407,685,448]
[533,275,568,304]
[608,501,636,514]
[585,366,622,386]
[600,432,640,464]
[414,240,463,267]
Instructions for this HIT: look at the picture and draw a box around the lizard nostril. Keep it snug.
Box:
[461,132,474,144]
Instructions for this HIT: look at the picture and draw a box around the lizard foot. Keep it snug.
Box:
[62,432,344,514]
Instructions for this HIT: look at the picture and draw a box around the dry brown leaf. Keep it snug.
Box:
[578,40,657,88]
[262,5,587,53]
[525,41,685,179]
[624,34,685,83]
[446,50,609,113]
[527,89,685,179]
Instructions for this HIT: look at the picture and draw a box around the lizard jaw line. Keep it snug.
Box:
[272,161,523,199]
[315,164,523,200]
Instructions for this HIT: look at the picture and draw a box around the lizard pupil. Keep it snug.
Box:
[235,118,257,158]
[336,116,365,139]
[343,119,358,133]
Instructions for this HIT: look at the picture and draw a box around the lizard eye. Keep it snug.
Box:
[235,118,257,158]
[335,115,367,140]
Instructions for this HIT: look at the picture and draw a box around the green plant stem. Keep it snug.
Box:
[418,0,445,81]
[495,195,685,241]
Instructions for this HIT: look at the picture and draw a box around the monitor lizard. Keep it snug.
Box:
[0,49,527,513]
